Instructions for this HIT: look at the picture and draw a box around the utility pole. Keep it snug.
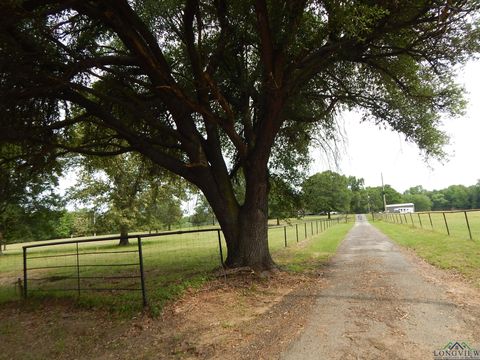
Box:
[381,173,387,212]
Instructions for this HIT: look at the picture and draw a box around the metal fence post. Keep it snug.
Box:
[76,242,81,297]
[410,213,414,227]
[137,236,148,307]
[464,211,473,240]
[23,247,27,299]
[217,230,224,266]
[296,224,299,242]
[311,221,314,235]
[428,212,433,229]
[284,226,287,247]
[418,213,423,228]
[304,222,307,238]
[442,212,450,236]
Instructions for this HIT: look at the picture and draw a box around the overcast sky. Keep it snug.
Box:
[310,59,480,193]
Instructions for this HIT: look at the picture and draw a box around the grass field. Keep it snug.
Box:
[381,210,480,240]
[372,220,480,288]
[0,216,351,315]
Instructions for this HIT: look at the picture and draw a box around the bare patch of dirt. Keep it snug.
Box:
[0,269,324,360]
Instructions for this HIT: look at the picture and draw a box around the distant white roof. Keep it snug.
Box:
[386,203,415,207]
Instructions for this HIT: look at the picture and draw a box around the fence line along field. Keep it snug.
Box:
[0,216,347,312]
[377,209,480,240]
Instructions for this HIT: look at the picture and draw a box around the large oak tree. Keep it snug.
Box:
[1,0,479,269]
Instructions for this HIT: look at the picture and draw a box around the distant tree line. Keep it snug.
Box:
[2,156,479,249]
[269,171,480,222]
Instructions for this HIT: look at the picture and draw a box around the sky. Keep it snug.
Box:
[309,59,480,193]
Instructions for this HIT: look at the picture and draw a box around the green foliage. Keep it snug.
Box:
[0,144,64,245]
[1,0,479,266]
[190,195,216,226]
[268,176,301,223]
[68,154,187,236]
[302,171,351,216]
[402,193,432,211]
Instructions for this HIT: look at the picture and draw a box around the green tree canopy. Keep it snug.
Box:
[268,176,301,224]
[403,193,432,212]
[0,144,62,250]
[68,154,186,244]
[302,171,351,218]
[1,1,479,269]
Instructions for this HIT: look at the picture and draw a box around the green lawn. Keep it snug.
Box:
[0,216,352,315]
[381,210,480,240]
[372,221,480,287]
[275,222,354,272]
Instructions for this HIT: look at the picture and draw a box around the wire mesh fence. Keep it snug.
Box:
[376,209,480,240]
[0,216,349,308]
[23,236,147,306]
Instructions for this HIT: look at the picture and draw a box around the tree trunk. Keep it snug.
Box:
[211,165,274,271]
[276,218,280,226]
[118,225,129,246]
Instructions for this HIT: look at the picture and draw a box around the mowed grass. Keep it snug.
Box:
[372,220,480,287]
[384,210,480,240]
[274,222,354,272]
[0,217,351,314]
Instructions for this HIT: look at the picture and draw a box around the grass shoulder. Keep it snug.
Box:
[274,222,354,272]
[371,221,480,287]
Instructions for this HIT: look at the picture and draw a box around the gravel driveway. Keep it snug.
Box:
[281,215,480,360]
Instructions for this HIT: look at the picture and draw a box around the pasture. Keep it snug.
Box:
[373,219,480,287]
[0,216,348,314]
[382,210,480,240]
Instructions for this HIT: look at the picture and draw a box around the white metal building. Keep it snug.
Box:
[385,203,415,213]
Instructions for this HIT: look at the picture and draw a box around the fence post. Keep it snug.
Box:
[418,213,423,228]
[316,220,319,234]
[442,212,450,236]
[403,214,408,224]
[464,211,473,240]
[76,242,81,297]
[304,222,307,238]
[284,226,287,247]
[428,213,433,229]
[22,247,27,299]
[296,224,299,242]
[311,221,314,235]
[410,213,414,227]
[217,230,224,266]
[137,236,148,307]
